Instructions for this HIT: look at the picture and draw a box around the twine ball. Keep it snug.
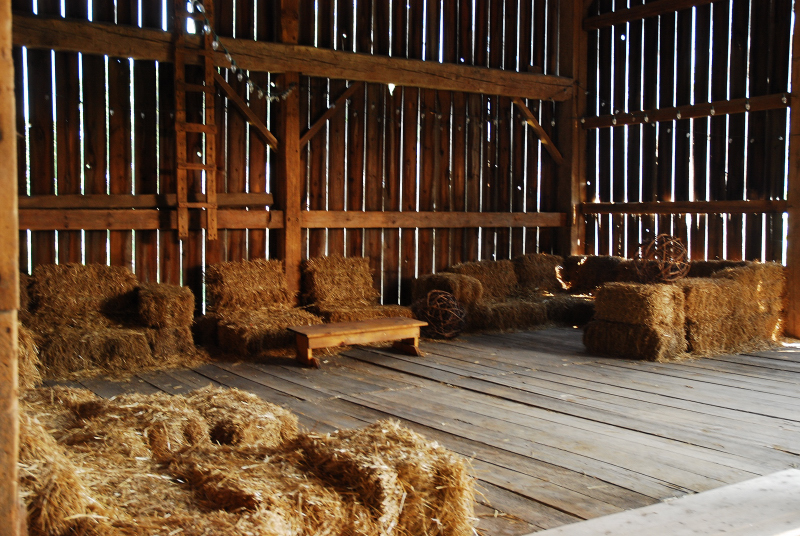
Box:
[634,234,690,283]
[415,290,467,339]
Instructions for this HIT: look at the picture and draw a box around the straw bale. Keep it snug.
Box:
[186,386,298,448]
[711,262,786,311]
[679,278,734,325]
[562,255,625,293]
[63,392,211,462]
[467,299,548,332]
[192,314,219,347]
[38,327,156,378]
[30,263,138,321]
[170,445,367,534]
[144,326,197,360]
[314,303,414,323]
[302,255,379,306]
[205,259,293,313]
[584,320,687,361]
[299,419,475,536]
[412,273,484,310]
[137,282,195,328]
[687,260,749,278]
[447,259,518,301]
[513,253,564,295]
[545,294,595,326]
[594,282,686,329]
[216,307,323,354]
[18,325,42,390]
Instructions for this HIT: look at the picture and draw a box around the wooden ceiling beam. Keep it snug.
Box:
[12,14,573,101]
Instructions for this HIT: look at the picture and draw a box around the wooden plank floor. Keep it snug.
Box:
[54,327,800,536]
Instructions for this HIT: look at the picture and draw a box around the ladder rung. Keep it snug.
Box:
[180,162,216,171]
[180,82,215,94]
[179,202,218,209]
[179,122,216,134]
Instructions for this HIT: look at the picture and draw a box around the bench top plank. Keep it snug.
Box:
[289,317,427,338]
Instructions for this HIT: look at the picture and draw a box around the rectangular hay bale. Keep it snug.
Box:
[217,308,323,354]
[30,263,138,320]
[205,259,293,313]
[467,300,548,332]
[512,253,564,295]
[313,304,414,323]
[138,283,195,328]
[594,282,685,329]
[584,320,687,361]
[302,255,379,307]
[545,294,595,326]
[447,259,518,301]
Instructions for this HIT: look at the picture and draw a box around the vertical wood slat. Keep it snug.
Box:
[0,0,19,531]
[786,0,800,337]
[691,4,712,260]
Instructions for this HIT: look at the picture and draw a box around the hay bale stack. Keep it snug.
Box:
[412,272,484,310]
[206,258,293,313]
[447,259,518,301]
[545,294,595,326]
[138,282,195,328]
[562,255,626,293]
[18,325,42,390]
[216,308,322,353]
[314,303,414,323]
[303,255,379,307]
[468,300,549,332]
[585,282,687,361]
[30,263,138,321]
[144,326,197,362]
[186,386,298,448]
[513,253,564,295]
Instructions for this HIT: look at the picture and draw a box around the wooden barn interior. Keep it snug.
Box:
[3,0,800,534]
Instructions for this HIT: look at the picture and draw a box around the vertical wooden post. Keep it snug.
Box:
[786,1,800,338]
[555,0,590,256]
[0,0,20,532]
[277,0,302,295]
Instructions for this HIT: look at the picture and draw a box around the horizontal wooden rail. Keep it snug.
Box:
[13,14,574,101]
[584,0,718,30]
[581,93,790,129]
[581,200,788,215]
[18,192,273,209]
[20,209,566,230]
[301,211,567,228]
[19,209,283,230]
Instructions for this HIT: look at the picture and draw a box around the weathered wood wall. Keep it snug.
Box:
[582,0,793,262]
[13,0,566,307]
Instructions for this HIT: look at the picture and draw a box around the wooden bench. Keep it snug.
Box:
[288,317,428,368]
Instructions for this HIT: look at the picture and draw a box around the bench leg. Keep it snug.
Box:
[393,336,423,357]
[295,334,320,368]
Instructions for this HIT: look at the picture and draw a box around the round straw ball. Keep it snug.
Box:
[415,290,467,339]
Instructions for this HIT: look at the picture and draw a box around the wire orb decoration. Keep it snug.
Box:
[634,234,690,284]
[414,290,467,339]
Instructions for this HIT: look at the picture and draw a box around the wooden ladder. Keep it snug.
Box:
[173,0,218,240]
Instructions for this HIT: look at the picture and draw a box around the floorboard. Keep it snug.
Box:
[60,327,800,535]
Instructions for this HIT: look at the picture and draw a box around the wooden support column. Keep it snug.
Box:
[277,0,302,296]
[555,0,589,256]
[0,0,20,531]
[786,1,800,338]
